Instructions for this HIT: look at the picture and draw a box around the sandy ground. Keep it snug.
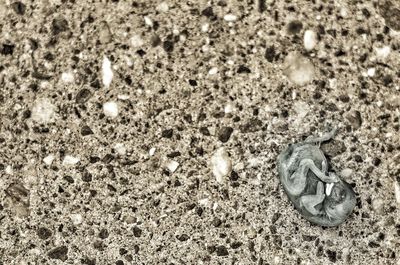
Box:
[0,0,399,264]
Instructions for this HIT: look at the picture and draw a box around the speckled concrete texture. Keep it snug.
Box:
[0,0,400,264]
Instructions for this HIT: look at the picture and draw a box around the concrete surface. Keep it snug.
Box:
[0,0,399,264]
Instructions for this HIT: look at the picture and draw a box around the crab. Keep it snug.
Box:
[277,128,356,226]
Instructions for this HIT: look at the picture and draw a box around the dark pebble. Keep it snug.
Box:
[237,65,251,74]
[63,175,74,184]
[167,151,181,158]
[199,127,210,136]
[99,228,109,239]
[321,140,346,157]
[119,248,128,255]
[230,171,239,181]
[218,126,233,143]
[189,79,197,86]
[215,245,229,256]
[151,35,161,47]
[102,154,114,164]
[176,234,190,241]
[230,241,242,249]
[201,6,214,17]
[116,261,124,265]
[132,226,142,237]
[37,227,52,240]
[81,125,94,136]
[325,249,337,263]
[1,44,15,55]
[354,155,363,163]
[52,17,69,35]
[82,171,93,182]
[48,246,68,261]
[326,102,339,112]
[372,157,381,167]
[212,217,222,227]
[338,94,350,103]
[240,118,263,133]
[287,20,303,35]
[265,46,277,62]
[161,129,173,138]
[11,1,26,15]
[75,88,92,104]
[345,110,362,129]
[382,75,393,86]
[163,41,174,53]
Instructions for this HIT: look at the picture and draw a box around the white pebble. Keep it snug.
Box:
[70,213,83,225]
[62,155,80,166]
[156,2,169,12]
[43,154,55,165]
[341,168,353,178]
[31,98,56,124]
[117,94,130,100]
[102,56,113,88]
[166,160,179,173]
[283,52,315,86]
[149,147,156,156]
[303,30,318,51]
[130,34,144,47]
[144,16,153,27]
[294,101,310,119]
[211,147,232,184]
[5,165,13,175]
[224,104,233,114]
[61,72,74,83]
[103,101,119,118]
[375,46,391,59]
[372,198,384,214]
[114,143,126,155]
[367,68,375,77]
[208,67,218,75]
[224,14,237,22]
[201,23,209,32]
[395,181,400,205]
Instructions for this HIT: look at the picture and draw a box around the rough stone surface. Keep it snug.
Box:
[0,1,399,264]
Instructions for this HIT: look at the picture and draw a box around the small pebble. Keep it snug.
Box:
[43,154,55,165]
[70,213,83,225]
[114,143,126,155]
[31,98,56,124]
[341,168,353,178]
[375,46,391,59]
[283,52,315,86]
[130,34,144,47]
[144,16,153,27]
[367,68,375,77]
[208,67,218,75]
[103,101,119,118]
[211,147,232,184]
[98,21,112,44]
[156,2,169,12]
[61,72,74,83]
[224,14,237,22]
[166,160,179,173]
[303,30,318,51]
[395,181,400,205]
[62,155,80,166]
[102,56,113,88]
[149,147,156,156]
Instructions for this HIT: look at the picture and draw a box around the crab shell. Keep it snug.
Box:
[278,143,356,227]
